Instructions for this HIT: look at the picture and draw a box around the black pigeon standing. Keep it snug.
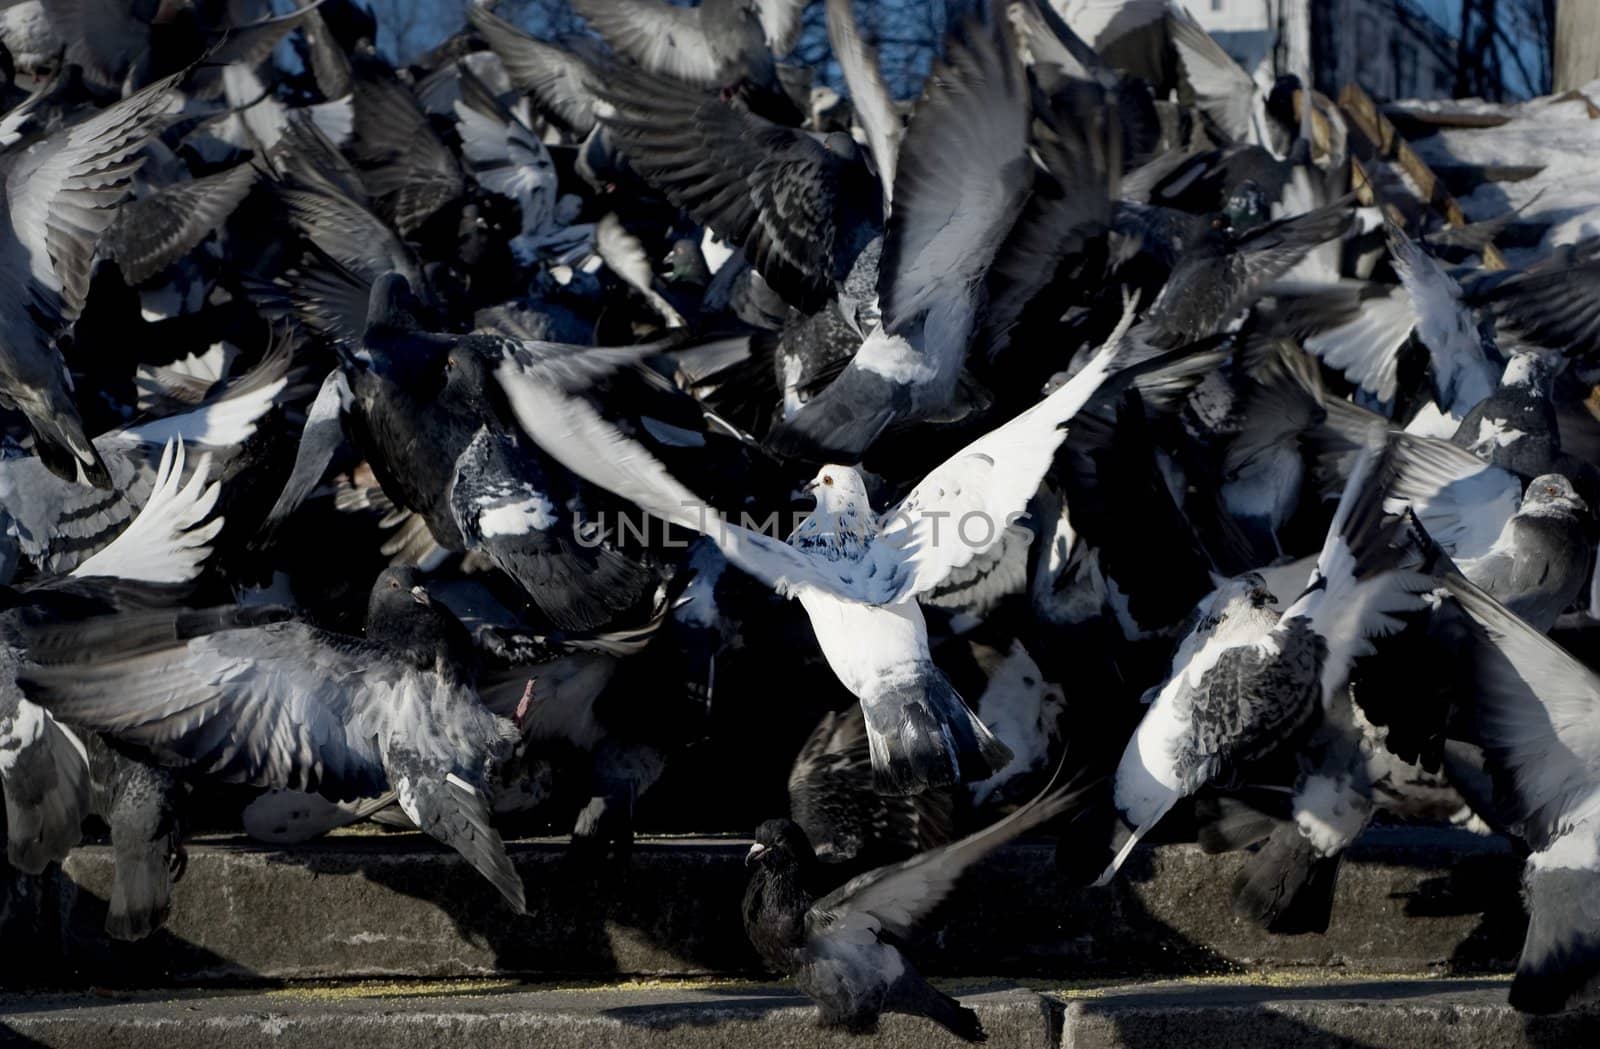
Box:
[742,768,1089,1041]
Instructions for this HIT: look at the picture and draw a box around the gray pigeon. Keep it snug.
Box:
[1440,565,1600,1013]
[83,730,185,941]
[1455,474,1589,632]
[14,565,529,913]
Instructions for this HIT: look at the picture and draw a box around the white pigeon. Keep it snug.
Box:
[492,295,1194,795]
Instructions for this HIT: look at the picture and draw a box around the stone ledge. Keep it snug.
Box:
[3,827,1527,985]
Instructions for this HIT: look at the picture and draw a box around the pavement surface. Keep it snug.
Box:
[1,975,1594,1049]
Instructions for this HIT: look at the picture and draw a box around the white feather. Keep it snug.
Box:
[71,439,221,583]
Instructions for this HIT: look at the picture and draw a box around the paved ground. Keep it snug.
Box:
[1,975,1594,1048]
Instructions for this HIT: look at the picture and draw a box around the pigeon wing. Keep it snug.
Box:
[467,3,602,137]
[878,9,1032,334]
[1464,240,1600,360]
[825,0,900,199]
[1168,5,1258,145]
[866,299,1169,603]
[601,64,879,312]
[1385,218,1496,416]
[100,164,258,286]
[6,73,179,322]
[572,0,721,85]
[806,770,1084,945]
[69,439,221,585]
[349,69,464,236]
[1443,569,1600,850]
[493,345,854,600]
[16,616,395,801]
[1385,432,1521,562]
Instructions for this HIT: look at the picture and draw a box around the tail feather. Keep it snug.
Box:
[890,971,987,1043]
[399,773,525,914]
[1093,797,1172,887]
[1194,791,1288,855]
[861,667,1013,796]
[1231,824,1342,934]
[29,407,112,489]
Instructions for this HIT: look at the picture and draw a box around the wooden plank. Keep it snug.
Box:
[1338,82,1509,270]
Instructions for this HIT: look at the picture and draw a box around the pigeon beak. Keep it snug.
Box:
[800,479,818,495]
[410,586,431,606]
[745,842,767,867]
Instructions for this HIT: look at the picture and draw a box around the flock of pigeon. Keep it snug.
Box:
[2,0,1600,1037]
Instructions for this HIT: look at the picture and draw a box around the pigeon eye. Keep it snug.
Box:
[446,357,457,370]
[389,579,400,590]
[822,475,834,487]
[1211,216,1228,230]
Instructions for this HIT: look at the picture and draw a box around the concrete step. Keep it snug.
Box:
[1,826,1526,986]
[2,977,1595,1049]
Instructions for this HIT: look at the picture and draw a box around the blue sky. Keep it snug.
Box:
[1412,0,1550,96]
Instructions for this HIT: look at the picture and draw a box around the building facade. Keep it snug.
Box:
[1190,0,1456,100]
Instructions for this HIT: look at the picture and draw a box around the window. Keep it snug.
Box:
[1395,42,1418,98]
[1353,15,1379,85]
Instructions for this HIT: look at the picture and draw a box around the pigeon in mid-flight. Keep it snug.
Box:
[14,565,529,913]
[743,765,1091,1041]
[492,296,1213,795]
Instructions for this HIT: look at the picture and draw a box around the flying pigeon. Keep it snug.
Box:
[13,565,529,913]
[491,294,1207,794]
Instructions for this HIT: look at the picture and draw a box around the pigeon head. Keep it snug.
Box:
[1202,573,1281,638]
[804,466,872,513]
[366,566,473,671]
[792,466,877,558]
[1223,181,1268,234]
[1500,349,1558,392]
[439,337,507,420]
[1520,474,1588,519]
[746,818,817,870]
[662,240,710,287]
